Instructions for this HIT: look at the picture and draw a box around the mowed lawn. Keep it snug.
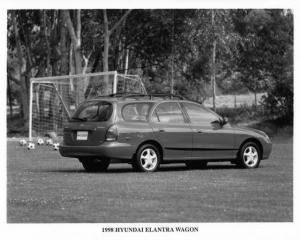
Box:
[7,138,293,223]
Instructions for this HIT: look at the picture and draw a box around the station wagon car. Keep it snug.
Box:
[59,94,272,172]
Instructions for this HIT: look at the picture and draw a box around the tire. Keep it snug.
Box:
[185,161,207,169]
[134,144,161,172]
[237,142,261,169]
[79,157,110,172]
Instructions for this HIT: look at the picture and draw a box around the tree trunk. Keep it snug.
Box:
[234,93,237,109]
[103,9,110,95]
[82,52,92,94]
[74,10,82,74]
[125,48,129,75]
[22,29,34,77]
[41,10,55,130]
[60,11,69,75]
[62,10,84,104]
[211,10,216,112]
[211,40,216,112]
[7,78,13,119]
[103,10,109,72]
[170,9,175,95]
[59,13,71,114]
[41,10,51,76]
[12,11,29,121]
[116,38,124,71]
[74,45,82,74]
[170,53,174,95]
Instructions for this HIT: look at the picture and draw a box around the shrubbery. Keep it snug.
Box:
[260,81,293,124]
[216,104,264,124]
[216,104,293,136]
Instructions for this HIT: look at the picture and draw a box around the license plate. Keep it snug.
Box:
[77,131,88,140]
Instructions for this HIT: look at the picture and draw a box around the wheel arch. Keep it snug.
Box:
[134,140,164,161]
[238,138,263,158]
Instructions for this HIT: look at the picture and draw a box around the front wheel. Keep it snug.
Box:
[133,144,161,172]
[79,157,110,172]
[237,142,261,169]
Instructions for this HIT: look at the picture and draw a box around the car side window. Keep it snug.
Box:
[152,102,185,124]
[183,102,219,125]
[122,103,151,122]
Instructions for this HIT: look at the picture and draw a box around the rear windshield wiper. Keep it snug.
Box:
[71,117,87,121]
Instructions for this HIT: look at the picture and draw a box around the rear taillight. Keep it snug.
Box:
[105,125,118,141]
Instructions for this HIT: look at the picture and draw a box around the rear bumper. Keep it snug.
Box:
[59,142,135,160]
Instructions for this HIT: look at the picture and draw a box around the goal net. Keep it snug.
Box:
[29,71,146,141]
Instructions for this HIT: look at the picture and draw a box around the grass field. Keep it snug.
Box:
[7,137,293,223]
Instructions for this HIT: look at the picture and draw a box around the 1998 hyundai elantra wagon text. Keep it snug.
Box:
[59,94,272,172]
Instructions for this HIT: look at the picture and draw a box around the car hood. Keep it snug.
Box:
[231,125,267,137]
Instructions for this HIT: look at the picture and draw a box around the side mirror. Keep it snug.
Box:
[211,117,228,126]
[210,119,220,125]
[222,117,228,126]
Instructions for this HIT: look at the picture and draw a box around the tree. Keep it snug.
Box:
[7,9,294,131]
[235,9,293,120]
[101,9,131,94]
[11,11,29,121]
[62,10,86,104]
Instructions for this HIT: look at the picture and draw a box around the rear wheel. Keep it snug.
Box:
[237,142,261,168]
[79,157,110,172]
[134,144,161,172]
[185,161,207,169]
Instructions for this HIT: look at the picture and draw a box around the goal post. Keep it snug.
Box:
[28,71,146,141]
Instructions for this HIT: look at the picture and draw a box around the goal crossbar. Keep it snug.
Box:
[31,71,117,82]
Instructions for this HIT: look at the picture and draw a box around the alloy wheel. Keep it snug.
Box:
[140,148,158,171]
[243,146,259,167]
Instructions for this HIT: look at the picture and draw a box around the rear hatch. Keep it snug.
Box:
[63,100,114,146]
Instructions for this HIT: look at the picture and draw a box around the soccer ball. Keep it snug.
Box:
[27,142,35,150]
[19,139,27,146]
[53,143,60,150]
[37,138,45,145]
[46,139,53,145]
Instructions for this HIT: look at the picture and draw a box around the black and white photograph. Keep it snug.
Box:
[3,0,298,239]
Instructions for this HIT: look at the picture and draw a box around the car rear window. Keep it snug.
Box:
[71,101,113,122]
[122,103,152,122]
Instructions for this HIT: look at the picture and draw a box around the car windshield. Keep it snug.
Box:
[71,101,113,122]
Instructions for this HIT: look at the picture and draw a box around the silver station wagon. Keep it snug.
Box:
[59,94,272,172]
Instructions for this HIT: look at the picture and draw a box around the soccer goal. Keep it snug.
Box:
[29,71,146,141]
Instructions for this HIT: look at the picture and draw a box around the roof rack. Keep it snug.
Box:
[94,92,141,98]
[118,93,185,100]
[95,92,185,100]
[92,93,210,104]
[109,93,143,98]
[120,93,148,99]
[148,94,185,100]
